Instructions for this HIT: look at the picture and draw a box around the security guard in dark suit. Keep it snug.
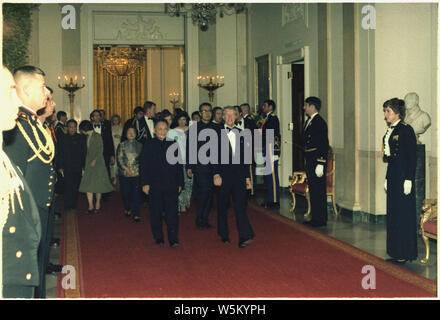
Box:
[186,103,218,229]
[3,66,55,298]
[260,100,281,209]
[214,106,254,248]
[140,120,184,247]
[1,65,42,298]
[301,97,329,227]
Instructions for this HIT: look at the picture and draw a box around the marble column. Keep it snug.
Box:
[415,144,426,228]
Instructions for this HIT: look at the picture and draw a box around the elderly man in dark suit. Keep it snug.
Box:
[214,106,254,248]
[301,96,329,227]
[140,120,184,247]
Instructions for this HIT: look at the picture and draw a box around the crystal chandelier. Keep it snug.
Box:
[95,46,146,77]
[165,3,246,31]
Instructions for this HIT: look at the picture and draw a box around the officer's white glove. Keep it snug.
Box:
[315,164,324,178]
[384,179,387,192]
[404,180,412,195]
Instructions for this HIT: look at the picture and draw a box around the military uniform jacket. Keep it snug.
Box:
[261,112,281,157]
[140,137,184,192]
[383,121,416,181]
[2,161,42,289]
[301,113,329,166]
[3,107,56,211]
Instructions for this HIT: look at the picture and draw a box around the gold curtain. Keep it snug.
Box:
[146,46,185,113]
[93,48,146,124]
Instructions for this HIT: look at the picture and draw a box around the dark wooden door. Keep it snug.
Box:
[291,63,305,172]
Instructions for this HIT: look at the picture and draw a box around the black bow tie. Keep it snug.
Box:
[226,127,237,132]
[94,124,101,128]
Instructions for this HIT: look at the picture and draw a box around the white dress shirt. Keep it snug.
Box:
[304,112,318,131]
[225,124,237,157]
[384,119,401,156]
[93,123,102,135]
[144,115,155,138]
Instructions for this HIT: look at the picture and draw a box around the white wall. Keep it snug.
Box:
[375,3,438,203]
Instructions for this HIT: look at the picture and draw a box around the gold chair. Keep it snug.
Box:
[420,199,437,264]
[289,146,338,218]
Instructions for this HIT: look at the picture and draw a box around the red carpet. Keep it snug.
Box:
[57,193,436,298]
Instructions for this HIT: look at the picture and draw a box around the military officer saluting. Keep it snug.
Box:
[260,100,281,209]
[3,66,55,298]
[1,65,42,298]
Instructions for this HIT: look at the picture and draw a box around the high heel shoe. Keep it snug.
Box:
[86,209,94,215]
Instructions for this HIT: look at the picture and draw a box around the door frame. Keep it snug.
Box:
[276,46,310,188]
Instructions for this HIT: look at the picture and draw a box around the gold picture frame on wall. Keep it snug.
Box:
[254,54,272,113]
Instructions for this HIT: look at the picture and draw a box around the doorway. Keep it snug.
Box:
[291,60,305,172]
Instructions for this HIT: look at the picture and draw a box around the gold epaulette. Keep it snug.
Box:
[317,158,326,163]
[17,111,30,121]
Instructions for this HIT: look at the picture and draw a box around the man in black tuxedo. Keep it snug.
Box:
[143,101,157,143]
[214,106,254,248]
[90,109,114,177]
[121,106,147,143]
[301,96,329,227]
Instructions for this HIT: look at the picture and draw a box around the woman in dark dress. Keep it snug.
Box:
[382,98,417,264]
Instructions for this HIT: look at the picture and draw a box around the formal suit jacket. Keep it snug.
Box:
[99,121,115,160]
[186,121,219,174]
[58,133,87,173]
[2,161,41,289]
[122,117,152,144]
[139,137,184,192]
[3,107,56,210]
[261,112,281,157]
[383,121,417,182]
[301,113,329,167]
[213,127,250,182]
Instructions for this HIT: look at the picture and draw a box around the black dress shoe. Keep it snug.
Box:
[238,238,253,248]
[204,223,213,230]
[46,263,63,274]
[196,224,204,230]
[391,259,407,265]
[303,220,313,225]
[155,239,164,246]
[170,241,180,248]
[221,238,230,244]
[124,210,131,217]
[133,216,141,222]
[50,238,60,247]
[310,221,327,227]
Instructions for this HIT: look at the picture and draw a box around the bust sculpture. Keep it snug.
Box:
[404,92,431,144]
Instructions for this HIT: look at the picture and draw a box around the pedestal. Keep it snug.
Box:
[415,144,426,226]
